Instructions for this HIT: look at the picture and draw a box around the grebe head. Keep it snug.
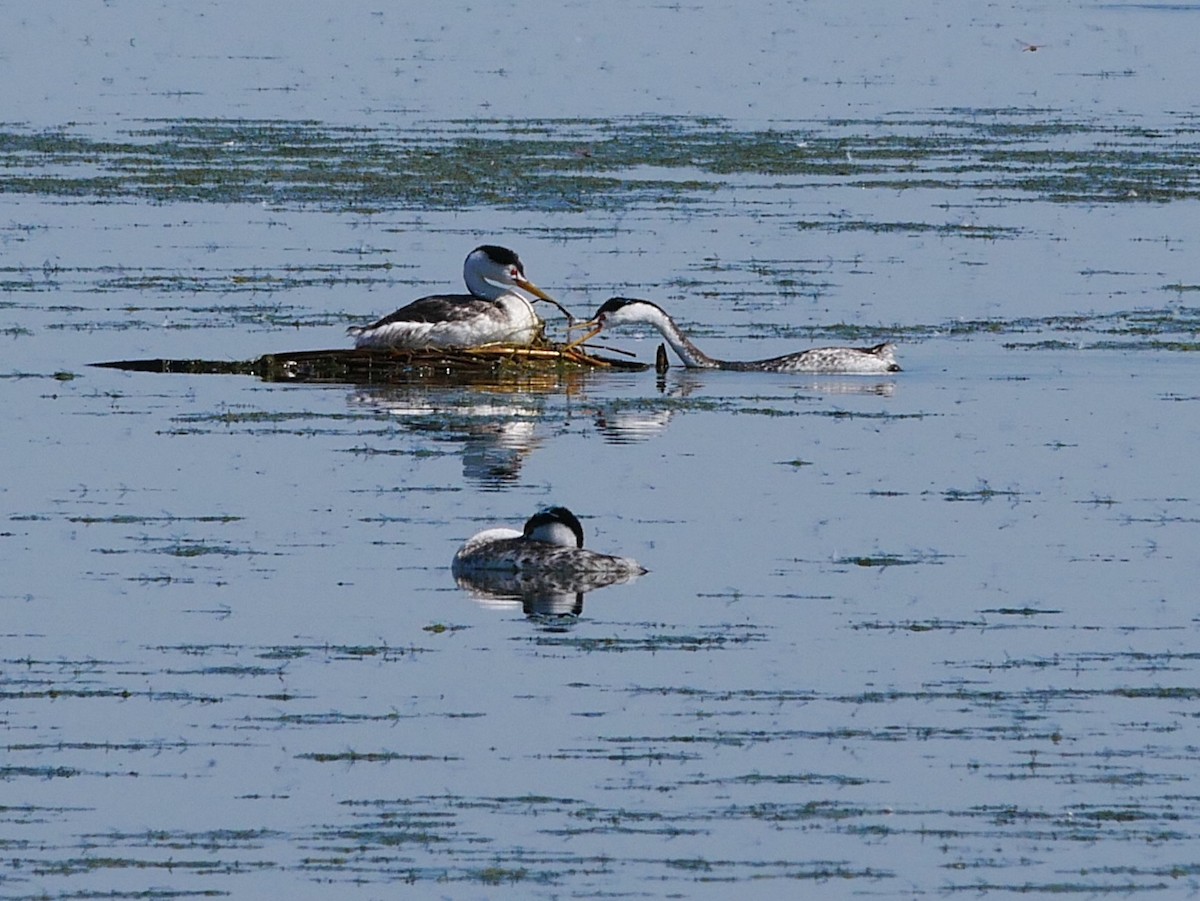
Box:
[565,297,669,349]
[522,506,585,548]
[591,297,667,329]
[465,245,557,304]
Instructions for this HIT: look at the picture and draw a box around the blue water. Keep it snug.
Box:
[3,2,1200,898]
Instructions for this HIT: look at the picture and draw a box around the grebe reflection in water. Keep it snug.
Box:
[452,506,645,581]
[569,297,900,374]
[348,245,570,349]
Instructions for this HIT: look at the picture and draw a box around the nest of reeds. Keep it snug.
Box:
[92,342,648,385]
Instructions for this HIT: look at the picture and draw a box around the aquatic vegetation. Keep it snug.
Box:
[5,113,1200,216]
[526,623,767,653]
[834,552,947,568]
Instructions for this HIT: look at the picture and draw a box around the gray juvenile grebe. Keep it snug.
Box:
[348,245,568,349]
[452,506,646,578]
[569,297,900,374]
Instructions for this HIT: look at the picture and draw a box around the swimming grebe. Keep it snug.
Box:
[568,297,900,374]
[452,506,646,578]
[348,245,567,349]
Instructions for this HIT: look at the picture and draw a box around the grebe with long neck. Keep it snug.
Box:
[348,245,569,349]
[569,297,900,374]
[452,506,646,578]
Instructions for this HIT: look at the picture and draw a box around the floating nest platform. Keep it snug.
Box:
[91,343,650,385]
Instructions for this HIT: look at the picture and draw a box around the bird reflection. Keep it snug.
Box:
[344,349,897,475]
[591,364,896,443]
[348,385,550,487]
[452,506,645,623]
[455,568,646,624]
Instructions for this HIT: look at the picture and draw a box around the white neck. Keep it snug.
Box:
[465,266,508,300]
[633,305,721,369]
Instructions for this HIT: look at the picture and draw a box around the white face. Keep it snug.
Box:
[480,256,525,287]
[601,303,645,328]
[468,249,524,286]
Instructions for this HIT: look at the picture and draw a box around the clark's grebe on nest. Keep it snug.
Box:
[348,245,571,349]
[452,506,646,579]
[568,297,900,374]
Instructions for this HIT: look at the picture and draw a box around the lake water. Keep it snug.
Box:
[4,2,1200,898]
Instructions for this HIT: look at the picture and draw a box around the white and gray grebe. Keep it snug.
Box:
[348,245,567,349]
[569,297,900,374]
[452,506,645,578]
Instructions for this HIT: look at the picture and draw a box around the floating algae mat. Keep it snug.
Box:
[92,343,649,385]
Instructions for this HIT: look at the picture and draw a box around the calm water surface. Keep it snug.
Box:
[3,2,1200,898]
